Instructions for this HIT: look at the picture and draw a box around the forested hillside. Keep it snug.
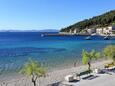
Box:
[60,10,115,33]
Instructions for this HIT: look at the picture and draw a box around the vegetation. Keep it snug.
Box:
[82,50,100,73]
[60,10,115,33]
[103,45,115,62]
[20,59,46,86]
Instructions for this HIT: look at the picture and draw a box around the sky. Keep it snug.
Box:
[0,0,115,30]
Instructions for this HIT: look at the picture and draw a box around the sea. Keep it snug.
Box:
[0,32,115,73]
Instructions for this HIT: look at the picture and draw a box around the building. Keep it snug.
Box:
[96,26,115,35]
[68,29,78,34]
[108,26,115,34]
[73,29,77,34]
[103,26,115,35]
[96,28,103,35]
[69,29,72,34]
[87,28,96,34]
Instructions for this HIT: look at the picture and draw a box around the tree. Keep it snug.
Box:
[103,45,115,62]
[60,10,115,33]
[82,50,100,73]
[20,59,46,86]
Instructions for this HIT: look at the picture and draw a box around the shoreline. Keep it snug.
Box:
[0,59,111,86]
[41,59,112,86]
[46,58,108,73]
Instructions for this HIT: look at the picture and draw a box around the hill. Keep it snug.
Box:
[60,10,115,33]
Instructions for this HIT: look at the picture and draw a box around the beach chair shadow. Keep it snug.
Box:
[101,69,112,75]
[47,82,61,86]
[82,75,99,80]
[99,70,106,74]
[69,79,80,83]
[109,68,115,73]
[87,75,99,80]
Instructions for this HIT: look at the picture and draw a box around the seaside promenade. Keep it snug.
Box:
[0,60,113,86]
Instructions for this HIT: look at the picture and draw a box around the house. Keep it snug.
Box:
[87,28,96,34]
[96,28,103,35]
[103,27,110,35]
[96,26,115,35]
[69,29,78,34]
[73,29,77,34]
[103,26,115,35]
[108,26,115,34]
[69,29,72,34]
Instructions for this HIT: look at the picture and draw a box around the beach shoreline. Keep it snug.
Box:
[0,59,112,86]
[42,59,112,86]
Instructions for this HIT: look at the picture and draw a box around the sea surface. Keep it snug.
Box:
[0,32,115,73]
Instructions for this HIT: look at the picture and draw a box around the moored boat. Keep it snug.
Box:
[85,36,91,40]
[41,34,44,37]
[104,36,110,40]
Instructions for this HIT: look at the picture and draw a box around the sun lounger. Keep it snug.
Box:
[80,74,93,80]
[93,68,101,74]
[107,66,115,70]
[78,70,93,80]
[104,62,115,69]
[64,75,74,82]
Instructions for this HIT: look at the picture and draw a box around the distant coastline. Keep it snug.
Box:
[0,29,59,32]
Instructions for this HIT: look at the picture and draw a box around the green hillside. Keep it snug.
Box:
[60,10,115,33]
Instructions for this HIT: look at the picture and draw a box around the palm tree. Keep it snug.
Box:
[103,45,115,63]
[20,59,46,86]
[82,50,100,73]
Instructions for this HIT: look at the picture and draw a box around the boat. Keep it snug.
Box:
[41,34,44,37]
[85,36,91,40]
[104,36,110,40]
[91,33,97,36]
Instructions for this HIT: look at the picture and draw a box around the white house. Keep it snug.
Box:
[96,26,115,35]
[96,28,103,35]
[87,28,96,34]
[69,29,78,34]
[73,29,77,34]
[103,26,115,35]
[69,29,72,34]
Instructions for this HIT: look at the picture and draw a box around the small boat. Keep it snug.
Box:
[104,36,110,40]
[41,34,44,37]
[91,33,97,36]
[85,36,91,40]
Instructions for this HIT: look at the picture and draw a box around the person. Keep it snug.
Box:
[74,62,77,67]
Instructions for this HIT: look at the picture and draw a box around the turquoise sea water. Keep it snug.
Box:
[0,32,115,72]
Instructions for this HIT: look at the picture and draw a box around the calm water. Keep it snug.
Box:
[0,32,115,72]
